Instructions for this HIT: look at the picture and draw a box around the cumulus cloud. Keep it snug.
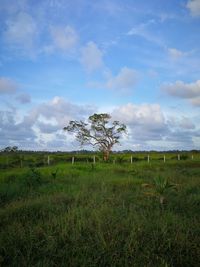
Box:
[0,97,96,150]
[190,97,200,106]
[167,115,195,130]
[15,93,31,104]
[162,80,200,106]
[179,116,195,129]
[80,41,104,72]
[34,96,95,127]
[36,121,59,134]
[0,77,18,94]
[186,0,200,17]
[106,67,138,92]
[0,97,199,151]
[112,103,166,132]
[50,25,78,52]
[4,12,37,51]
[88,67,138,94]
[0,109,37,149]
[111,103,199,150]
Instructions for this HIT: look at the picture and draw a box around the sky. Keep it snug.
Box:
[0,0,200,151]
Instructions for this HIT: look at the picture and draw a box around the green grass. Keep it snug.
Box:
[0,161,200,266]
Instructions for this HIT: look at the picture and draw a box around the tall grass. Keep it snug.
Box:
[0,161,200,266]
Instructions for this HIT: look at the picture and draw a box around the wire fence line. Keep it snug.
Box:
[0,152,198,169]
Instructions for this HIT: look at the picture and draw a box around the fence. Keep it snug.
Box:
[0,152,199,170]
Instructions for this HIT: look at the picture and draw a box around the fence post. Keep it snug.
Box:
[147,155,150,163]
[164,155,166,163]
[130,155,133,164]
[72,157,74,165]
[20,156,23,168]
[93,155,96,164]
[47,155,50,165]
[191,154,194,160]
[178,154,180,161]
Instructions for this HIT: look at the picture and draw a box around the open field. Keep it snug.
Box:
[0,155,200,266]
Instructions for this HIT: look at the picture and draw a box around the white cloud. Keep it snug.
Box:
[168,48,185,60]
[34,96,95,127]
[0,97,96,150]
[162,80,200,106]
[190,97,200,106]
[80,41,104,72]
[105,67,138,92]
[127,20,163,47]
[88,67,138,94]
[179,116,195,129]
[50,25,78,52]
[0,77,18,94]
[111,103,199,150]
[0,99,199,151]
[0,109,37,149]
[4,12,37,51]
[187,0,200,17]
[112,103,166,130]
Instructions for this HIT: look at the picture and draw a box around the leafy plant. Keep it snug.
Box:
[142,176,178,205]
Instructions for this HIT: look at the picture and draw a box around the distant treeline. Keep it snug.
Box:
[0,146,199,154]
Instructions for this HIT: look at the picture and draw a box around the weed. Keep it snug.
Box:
[23,167,42,188]
[51,168,59,179]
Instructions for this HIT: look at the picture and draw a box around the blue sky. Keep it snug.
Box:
[0,0,200,151]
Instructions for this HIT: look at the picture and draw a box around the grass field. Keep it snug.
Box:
[0,157,200,266]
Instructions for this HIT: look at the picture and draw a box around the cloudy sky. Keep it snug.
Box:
[0,0,200,151]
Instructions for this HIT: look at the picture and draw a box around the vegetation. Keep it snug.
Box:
[0,157,200,266]
[63,113,126,160]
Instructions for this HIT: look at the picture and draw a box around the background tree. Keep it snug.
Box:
[63,113,126,160]
[2,146,18,153]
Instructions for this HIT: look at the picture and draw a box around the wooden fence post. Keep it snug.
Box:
[93,155,96,164]
[192,155,194,160]
[47,155,50,165]
[20,157,23,168]
[178,154,180,161]
[147,155,150,163]
[72,157,74,164]
[131,155,133,164]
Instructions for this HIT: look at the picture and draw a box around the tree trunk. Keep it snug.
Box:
[103,150,110,161]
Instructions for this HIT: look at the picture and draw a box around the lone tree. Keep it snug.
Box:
[63,113,126,161]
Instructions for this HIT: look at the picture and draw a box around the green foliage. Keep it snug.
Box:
[23,167,42,188]
[64,113,127,160]
[153,176,177,195]
[142,176,178,205]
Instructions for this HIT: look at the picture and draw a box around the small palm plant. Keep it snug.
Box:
[142,176,178,205]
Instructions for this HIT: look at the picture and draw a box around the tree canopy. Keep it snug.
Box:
[63,113,126,160]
